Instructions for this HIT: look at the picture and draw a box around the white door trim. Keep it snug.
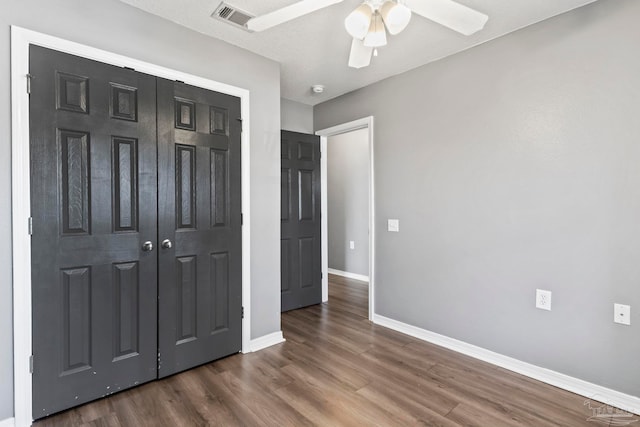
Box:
[11,26,252,426]
[316,117,375,320]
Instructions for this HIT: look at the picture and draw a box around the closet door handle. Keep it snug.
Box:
[161,239,173,249]
[142,241,154,252]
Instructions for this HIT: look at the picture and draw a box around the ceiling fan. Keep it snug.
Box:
[246,0,488,69]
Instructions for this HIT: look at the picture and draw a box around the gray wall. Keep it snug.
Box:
[315,0,640,397]
[327,129,370,276]
[281,98,314,134]
[1,0,282,419]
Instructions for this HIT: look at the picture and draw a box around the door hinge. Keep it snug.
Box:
[29,355,34,374]
[321,272,323,279]
[237,118,243,132]
[28,217,33,235]
[123,66,135,71]
[26,74,33,94]
[241,213,243,226]
[241,306,244,319]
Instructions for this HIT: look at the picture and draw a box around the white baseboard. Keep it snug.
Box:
[0,417,15,427]
[372,314,640,416]
[328,268,369,283]
[248,331,285,352]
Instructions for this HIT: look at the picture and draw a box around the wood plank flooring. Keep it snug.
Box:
[35,274,621,426]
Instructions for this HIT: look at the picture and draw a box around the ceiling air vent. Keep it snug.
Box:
[212,2,254,31]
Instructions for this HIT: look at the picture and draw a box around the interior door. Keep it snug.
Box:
[30,46,158,417]
[156,79,243,377]
[30,46,244,417]
[281,130,322,312]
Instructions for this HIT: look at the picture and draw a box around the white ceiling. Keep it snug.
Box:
[119,0,597,105]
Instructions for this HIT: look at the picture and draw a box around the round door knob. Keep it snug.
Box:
[161,239,173,249]
[142,241,154,252]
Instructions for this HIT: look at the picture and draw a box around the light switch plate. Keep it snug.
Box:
[388,219,399,232]
[349,241,355,250]
[614,304,631,326]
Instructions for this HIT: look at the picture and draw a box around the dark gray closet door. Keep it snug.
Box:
[156,79,243,377]
[30,46,243,418]
[30,46,158,418]
[281,130,322,312]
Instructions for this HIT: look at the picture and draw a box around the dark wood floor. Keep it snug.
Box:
[36,274,619,426]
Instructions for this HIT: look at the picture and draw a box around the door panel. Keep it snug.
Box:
[281,131,322,312]
[157,79,242,378]
[113,262,141,360]
[30,46,158,418]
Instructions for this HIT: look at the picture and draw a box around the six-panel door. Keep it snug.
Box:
[29,46,243,418]
[281,131,322,312]
[157,79,242,377]
[30,46,159,417]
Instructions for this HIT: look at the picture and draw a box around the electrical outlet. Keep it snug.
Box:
[536,289,552,311]
[349,241,355,250]
[614,304,631,326]
[388,219,399,232]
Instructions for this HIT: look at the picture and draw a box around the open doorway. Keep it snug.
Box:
[326,127,370,283]
[317,117,375,320]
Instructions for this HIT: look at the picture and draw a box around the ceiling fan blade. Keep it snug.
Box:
[247,0,344,32]
[405,0,488,35]
[348,38,374,69]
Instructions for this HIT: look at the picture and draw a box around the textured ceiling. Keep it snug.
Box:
[119,0,597,105]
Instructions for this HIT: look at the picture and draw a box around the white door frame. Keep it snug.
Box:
[11,26,253,426]
[316,117,375,320]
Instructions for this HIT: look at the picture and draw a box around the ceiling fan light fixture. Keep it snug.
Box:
[344,4,372,40]
[380,1,412,35]
[363,12,387,47]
